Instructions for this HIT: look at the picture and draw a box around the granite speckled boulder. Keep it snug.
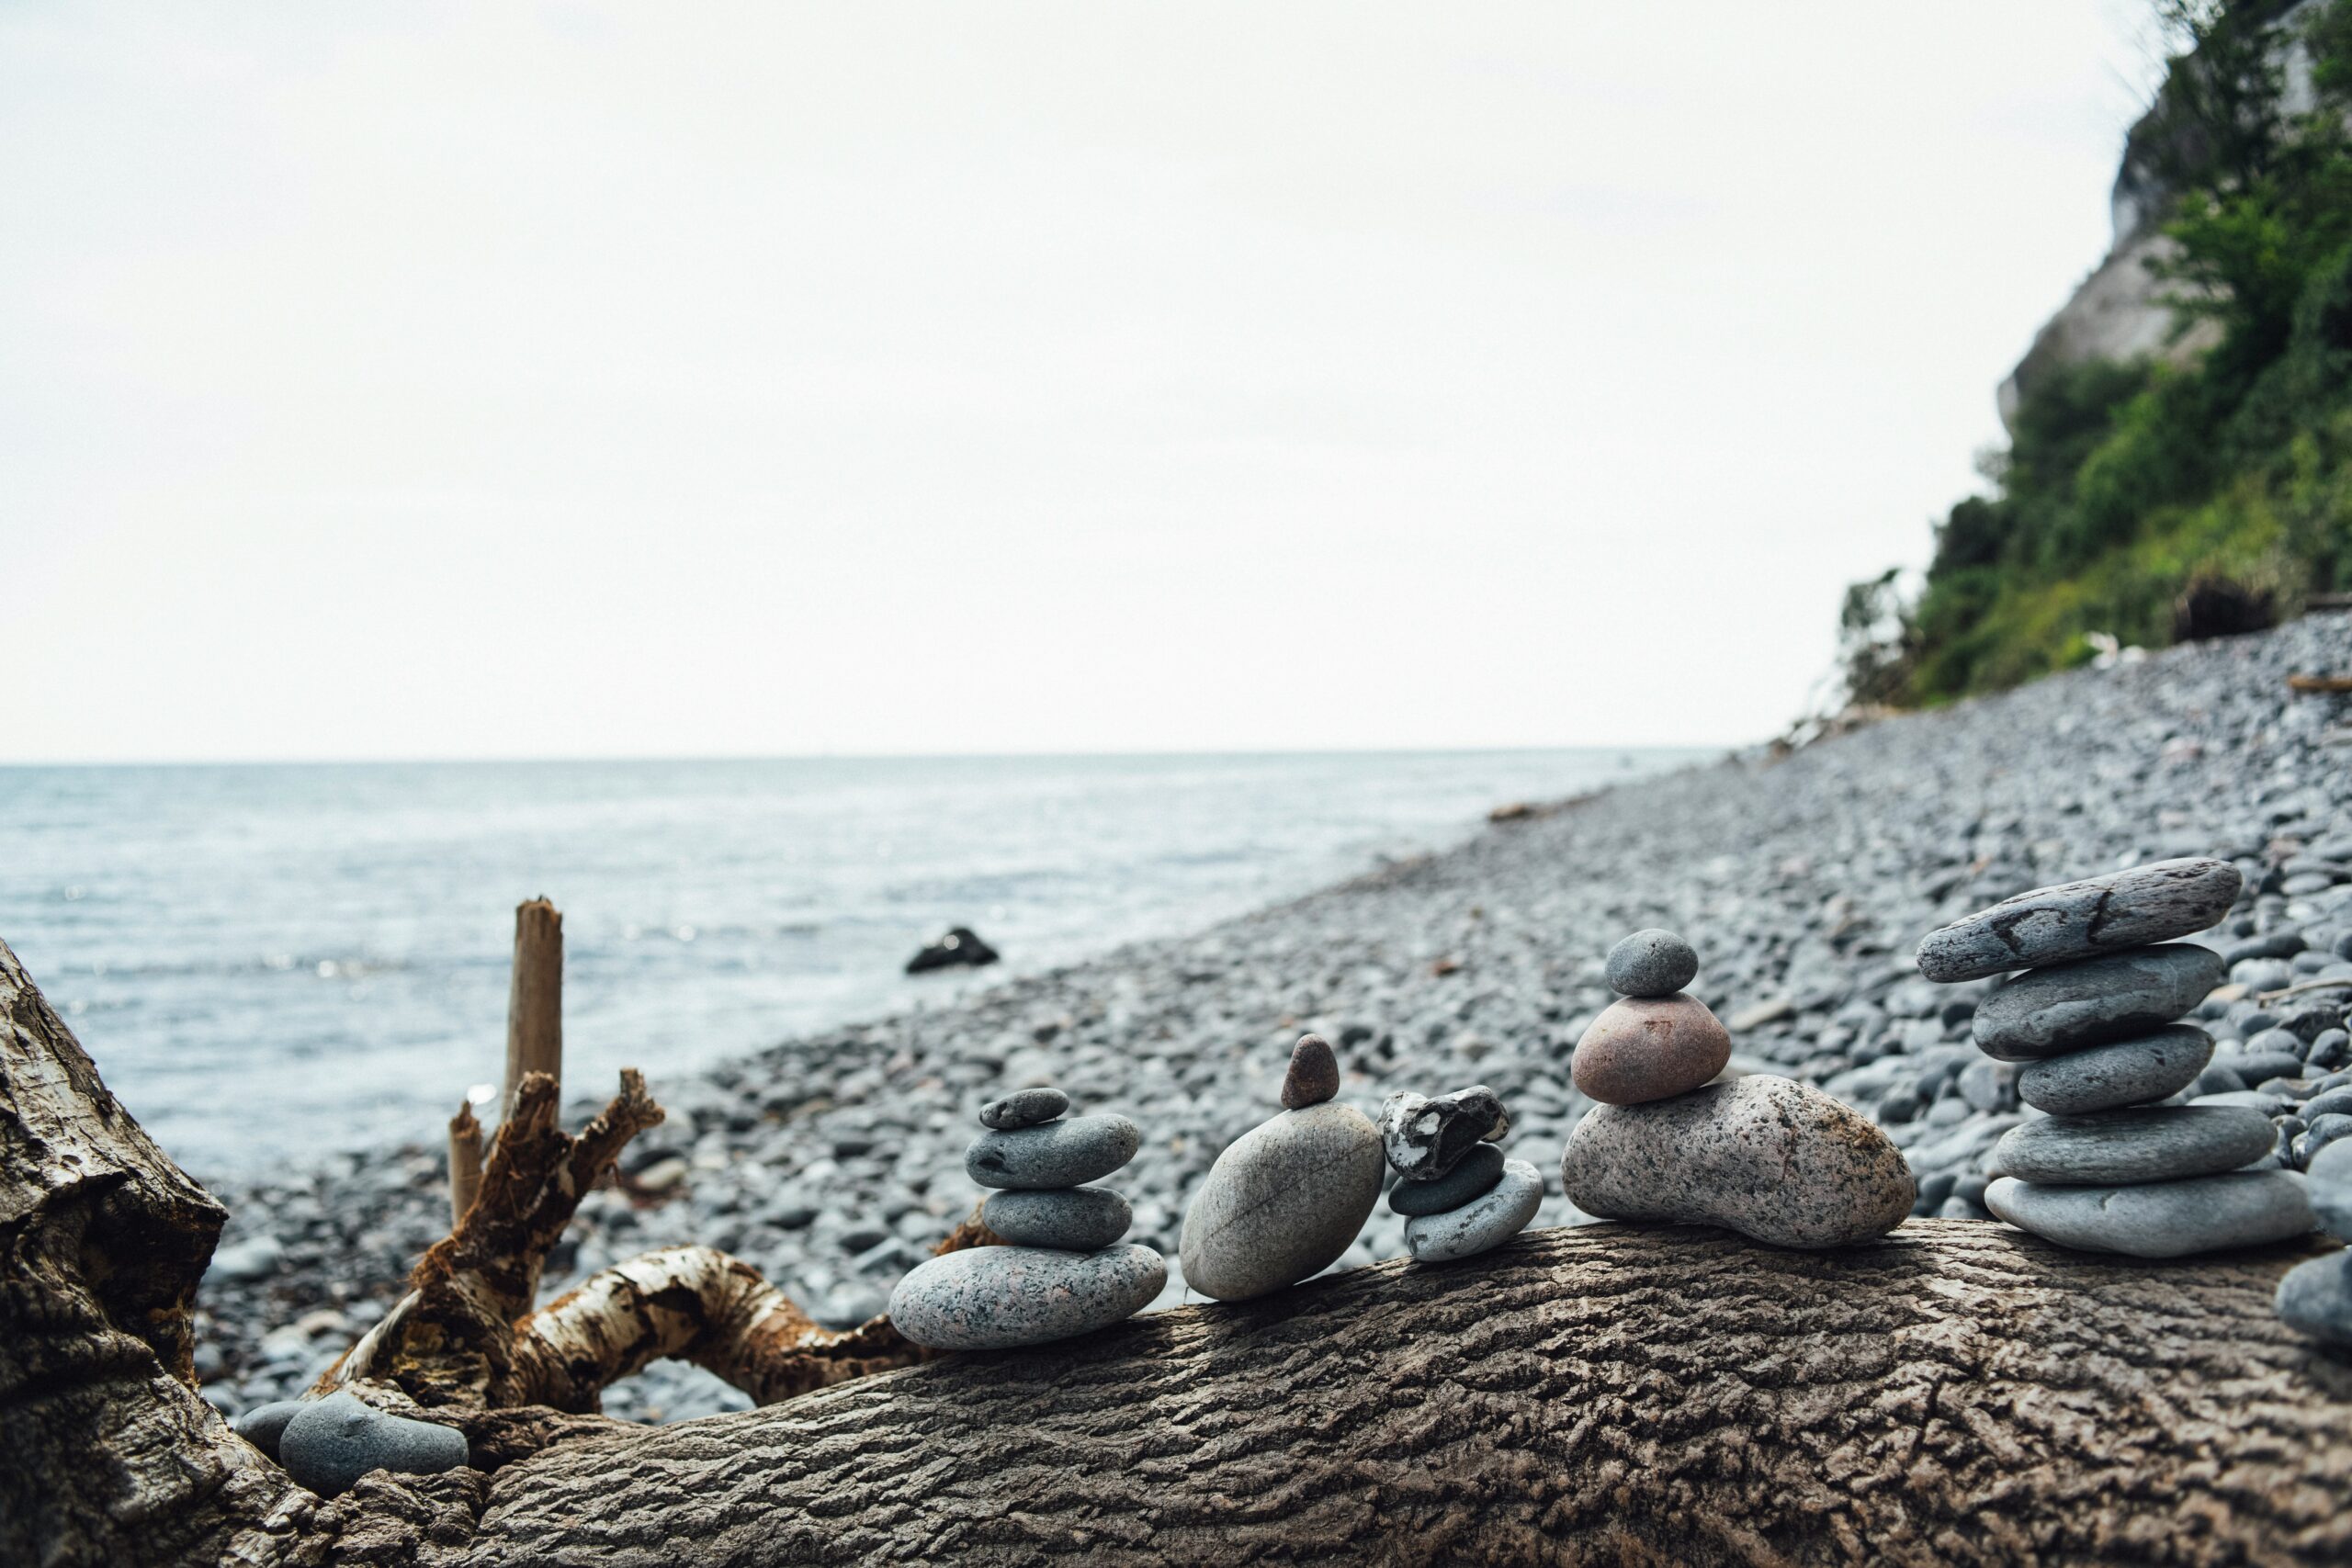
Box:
[1180,1101,1384,1301]
[1386,1142,1506,1217]
[1985,1170,2312,1258]
[2015,1024,2214,1115]
[1376,1086,1507,1181]
[888,1243,1165,1350]
[1988,1104,2275,1185]
[1402,1157,1543,1262]
[1604,929,1699,998]
[965,1112,1140,1190]
[277,1392,469,1497]
[1971,943,2228,1061]
[1570,994,1731,1106]
[978,1087,1069,1131]
[1559,1074,1913,1248]
[1915,857,2243,982]
[980,1185,1132,1251]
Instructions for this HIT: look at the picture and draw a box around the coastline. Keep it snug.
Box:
[192,613,2352,1423]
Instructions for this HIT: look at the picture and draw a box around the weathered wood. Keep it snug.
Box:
[501,898,562,1116]
[447,1100,483,1227]
[2287,673,2352,694]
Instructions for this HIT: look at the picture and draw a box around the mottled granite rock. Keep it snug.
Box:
[1559,1074,1914,1248]
[1972,944,2228,1061]
[966,1113,1140,1190]
[277,1392,469,1498]
[981,1185,1132,1251]
[1403,1157,1543,1262]
[1605,929,1699,998]
[1377,1086,1507,1181]
[1281,1032,1340,1110]
[978,1087,1069,1131]
[888,1243,1165,1350]
[1570,994,1732,1106]
[1915,857,2242,982]
[1988,1105,2275,1185]
[1386,1142,1506,1217]
[1985,1170,2312,1258]
[1180,1101,1384,1301]
[2015,1024,2214,1115]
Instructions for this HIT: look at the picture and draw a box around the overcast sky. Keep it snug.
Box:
[1,3,2168,761]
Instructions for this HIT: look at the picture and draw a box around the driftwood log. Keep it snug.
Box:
[6,938,2351,1566]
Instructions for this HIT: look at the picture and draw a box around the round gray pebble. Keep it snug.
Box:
[2276,1250,2352,1346]
[1984,1170,2313,1258]
[1988,1105,2275,1185]
[888,1242,1165,1350]
[978,1087,1069,1131]
[1403,1157,1543,1262]
[277,1392,469,1497]
[230,1399,307,1461]
[1605,929,1700,998]
[1387,1142,1507,1216]
[981,1185,1132,1251]
[1972,944,2229,1061]
[965,1113,1140,1190]
[2015,1024,2213,1115]
[2311,1139,2352,1241]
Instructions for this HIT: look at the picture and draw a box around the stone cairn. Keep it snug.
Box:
[1916,857,2316,1258]
[1379,1083,1539,1263]
[888,1086,1165,1349]
[1561,929,1916,1247]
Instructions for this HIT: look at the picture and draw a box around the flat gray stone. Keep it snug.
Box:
[1559,1074,1915,1249]
[2276,1250,2352,1346]
[277,1392,469,1498]
[1404,1158,1544,1262]
[1606,929,1700,998]
[978,1087,1068,1131]
[2310,1138,2352,1241]
[965,1112,1139,1190]
[1972,944,2228,1061]
[1984,1170,2313,1258]
[1180,1101,1384,1302]
[887,1243,1165,1350]
[981,1185,1131,1251]
[1916,858,2243,983]
[2015,1025,2215,1114]
[1989,1105,2274,1184]
[1387,1142,1506,1216]
[1377,1086,1507,1181]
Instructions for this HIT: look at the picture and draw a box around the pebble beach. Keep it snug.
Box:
[193,611,2352,1423]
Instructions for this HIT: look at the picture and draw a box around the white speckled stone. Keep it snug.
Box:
[1179,1101,1384,1302]
[1403,1157,1543,1262]
[888,1243,1165,1350]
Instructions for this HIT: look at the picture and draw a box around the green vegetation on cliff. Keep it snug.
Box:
[1848,0,2352,705]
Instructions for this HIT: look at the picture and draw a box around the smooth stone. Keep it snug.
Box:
[231,1399,306,1461]
[1915,858,2243,983]
[2191,1089,2294,1115]
[1404,1158,1544,1262]
[887,1243,1164,1350]
[2016,1024,2214,1114]
[980,1186,1131,1251]
[1387,1142,1507,1216]
[978,1087,1068,1132]
[1972,944,2228,1061]
[1984,1170,2313,1258]
[1988,1105,2274,1184]
[1571,994,1733,1106]
[2311,1139,2352,1240]
[1180,1101,1384,1302]
[1281,1032,1340,1110]
[277,1392,469,1497]
[1559,1074,1915,1248]
[1377,1086,1507,1181]
[2276,1251,2352,1346]
[1605,929,1700,998]
[965,1113,1139,1190]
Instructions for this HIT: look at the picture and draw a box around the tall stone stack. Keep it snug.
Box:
[1916,858,2316,1258]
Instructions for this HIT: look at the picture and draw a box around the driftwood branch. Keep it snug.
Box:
[502,897,563,1115]
[446,1101,482,1227]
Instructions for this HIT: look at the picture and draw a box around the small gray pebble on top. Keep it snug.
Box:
[1606,929,1699,998]
[978,1087,1069,1131]
[231,1399,307,1461]
[277,1392,469,1497]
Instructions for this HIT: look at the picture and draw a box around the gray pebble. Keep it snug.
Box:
[1606,929,1700,998]
[1988,1105,2275,1185]
[1984,1170,2313,1258]
[2275,1251,2352,1346]
[2310,1139,2352,1241]
[277,1392,469,1497]
[1972,944,2228,1061]
[1387,1142,1507,1216]
[978,1088,1069,1131]
[1403,1158,1544,1262]
[1179,1101,1384,1302]
[1377,1085,1507,1181]
[2015,1024,2212,1115]
[887,1243,1165,1350]
[1915,858,2242,983]
[980,1186,1131,1251]
[231,1399,306,1461]
[965,1113,1139,1190]
[2311,1031,2352,1072]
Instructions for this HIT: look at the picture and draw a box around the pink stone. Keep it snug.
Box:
[1571,994,1731,1106]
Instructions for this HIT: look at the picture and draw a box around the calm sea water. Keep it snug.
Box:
[0,750,1701,1179]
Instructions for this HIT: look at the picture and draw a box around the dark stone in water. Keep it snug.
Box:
[907,926,1000,975]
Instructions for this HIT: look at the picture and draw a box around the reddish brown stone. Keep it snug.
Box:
[1281,1033,1340,1109]
[1571,994,1730,1106]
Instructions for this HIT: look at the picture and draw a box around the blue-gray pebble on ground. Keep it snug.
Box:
[1605,929,1699,998]
[230,1399,306,1461]
[1386,1142,1506,1216]
[1915,857,2242,983]
[1988,1105,2277,1185]
[978,1088,1069,1131]
[277,1392,469,1497]
[1972,944,2229,1061]
[981,1186,1131,1251]
[1984,1171,2313,1258]
[888,1244,1166,1350]
[2309,1139,2352,1240]
[1403,1158,1544,1262]
[965,1113,1140,1190]
[2275,1251,2352,1346]
[2015,1024,2214,1114]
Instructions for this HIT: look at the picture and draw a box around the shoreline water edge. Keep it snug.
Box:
[189,613,2352,1423]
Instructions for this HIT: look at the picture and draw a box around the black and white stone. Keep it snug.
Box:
[1915,857,2243,983]
[1377,1086,1507,1182]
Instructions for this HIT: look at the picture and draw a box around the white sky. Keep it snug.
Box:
[1,3,2168,761]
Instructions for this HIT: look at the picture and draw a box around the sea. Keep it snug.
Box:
[0,750,1704,1179]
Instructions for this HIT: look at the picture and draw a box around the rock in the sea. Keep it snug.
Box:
[981,1185,1132,1251]
[1570,994,1732,1106]
[966,1113,1140,1190]
[1403,1157,1544,1262]
[231,1399,306,1461]
[1987,1105,2276,1184]
[1386,1142,1507,1216]
[2275,1250,2352,1346]
[277,1392,469,1497]
[1180,1101,1385,1302]
[1984,1170,2313,1258]
[2015,1024,2214,1115]
[1914,857,2243,982]
[1377,1086,1507,1181]
[1605,929,1700,998]
[1281,1032,1340,1110]
[978,1087,1069,1131]
[1971,943,2229,1061]
[888,1243,1165,1350]
[1558,1074,1914,1248]
[905,926,1000,975]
